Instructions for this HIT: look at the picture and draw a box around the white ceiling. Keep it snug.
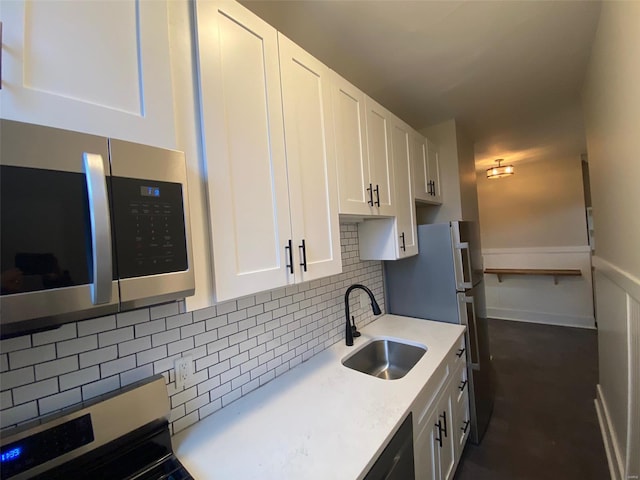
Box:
[240,0,602,168]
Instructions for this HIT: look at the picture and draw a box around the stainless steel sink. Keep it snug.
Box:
[342,338,427,380]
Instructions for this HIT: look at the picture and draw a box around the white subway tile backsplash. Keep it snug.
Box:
[116,309,150,328]
[9,345,55,370]
[0,402,38,429]
[0,226,385,435]
[120,365,154,387]
[82,376,120,400]
[101,356,136,378]
[35,356,79,381]
[78,316,117,337]
[60,366,100,391]
[32,323,77,346]
[99,327,134,348]
[13,378,58,405]
[1,367,35,391]
[119,337,153,357]
[166,312,193,330]
[0,336,31,354]
[57,336,98,357]
[79,346,118,368]
[0,390,12,409]
[39,388,81,415]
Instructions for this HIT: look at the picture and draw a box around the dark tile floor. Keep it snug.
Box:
[453,319,610,480]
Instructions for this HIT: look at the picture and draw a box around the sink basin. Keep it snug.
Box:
[342,338,426,380]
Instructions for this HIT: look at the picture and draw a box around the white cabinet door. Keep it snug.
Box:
[0,0,175,148]
[414,135,442,205]
[331,73,372,216]
[415,407,440,480]
[365,97,395,216]
[195,0,292,301]
[391,119,418,258]
[278,34,342,282]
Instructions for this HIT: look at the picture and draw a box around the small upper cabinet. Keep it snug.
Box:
[358,115,417,261]
[414,134,442,205]
[0,0,176,148]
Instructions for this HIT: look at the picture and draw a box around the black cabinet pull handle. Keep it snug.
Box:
[435,420,443,448]
[459,379,468,392]
[374,184,380,207]
[461,420,470,434]
[367,183,374,206]
[400,232,406,251]
[299,239,307,272]
[285,240,294,274]
[429,180,436,196]
[440,410,448,438]
[456,347,466,358]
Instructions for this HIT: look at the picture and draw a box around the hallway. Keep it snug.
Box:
[454,319,609,480]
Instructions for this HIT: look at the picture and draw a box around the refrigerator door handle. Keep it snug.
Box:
[454,242,474,290]
[463,294,481,370]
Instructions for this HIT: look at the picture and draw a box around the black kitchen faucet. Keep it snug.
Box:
[344,284,382,346]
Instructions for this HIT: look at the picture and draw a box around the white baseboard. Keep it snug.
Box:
[486,307,596,329]
[596,384,624,480]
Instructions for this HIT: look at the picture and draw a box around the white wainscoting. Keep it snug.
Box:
[593,256,640,480]
[482,246,595,329]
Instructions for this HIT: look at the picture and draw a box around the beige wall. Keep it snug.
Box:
[477,156,588,248]
[582,1,640,280]
[582,3,640,478]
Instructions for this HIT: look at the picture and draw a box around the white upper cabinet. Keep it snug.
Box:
[414,133,443,205]
[195,0,292,301]
[0,0,176,148]
[358,116,418,260]
[331,73,372,216]
[278,33,342,282]
[391,119,418,258]
[194,2,341,301]
[364,97,396,216]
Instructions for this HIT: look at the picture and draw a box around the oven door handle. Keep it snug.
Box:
[83,153,113,305]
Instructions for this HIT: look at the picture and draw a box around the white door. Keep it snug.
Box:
[278,34,342,282]
[415,407,441,480]
[413,133,431,202]
[391,119,418,257]
[364,97,395,216]
[331,73,372,215]
[0,0,175,149]
[195,0,292,301]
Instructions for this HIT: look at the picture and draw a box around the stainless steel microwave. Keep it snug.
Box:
[0,120,194,338]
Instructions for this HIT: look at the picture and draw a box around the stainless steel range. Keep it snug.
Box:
[0,376,191,480]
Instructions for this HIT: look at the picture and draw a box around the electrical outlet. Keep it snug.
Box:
[359,291,369,309]
[174,355,192,390]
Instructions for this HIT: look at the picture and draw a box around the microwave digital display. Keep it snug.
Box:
[140,186,160,197]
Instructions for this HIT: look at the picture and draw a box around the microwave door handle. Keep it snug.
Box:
[83,153,113,304]
[465,295,481,370]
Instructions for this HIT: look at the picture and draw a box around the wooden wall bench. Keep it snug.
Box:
[484,268,582,285]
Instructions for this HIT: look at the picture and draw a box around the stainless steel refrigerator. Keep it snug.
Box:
[384,221,494,444]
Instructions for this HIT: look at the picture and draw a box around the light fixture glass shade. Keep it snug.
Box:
[487,159,514,179]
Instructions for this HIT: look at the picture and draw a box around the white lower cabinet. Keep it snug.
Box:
[413,337,470,480]
[194,1,340,301]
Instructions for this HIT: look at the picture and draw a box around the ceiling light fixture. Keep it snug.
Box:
[487,159,514,179]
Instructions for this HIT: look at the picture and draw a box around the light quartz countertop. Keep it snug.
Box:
[172,314,465,480]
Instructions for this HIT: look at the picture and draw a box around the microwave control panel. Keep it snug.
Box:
[110,177,188,278]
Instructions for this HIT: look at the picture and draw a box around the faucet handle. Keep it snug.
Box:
[351,316,361,337]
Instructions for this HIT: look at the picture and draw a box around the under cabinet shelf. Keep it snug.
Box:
[484,268,582,285]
